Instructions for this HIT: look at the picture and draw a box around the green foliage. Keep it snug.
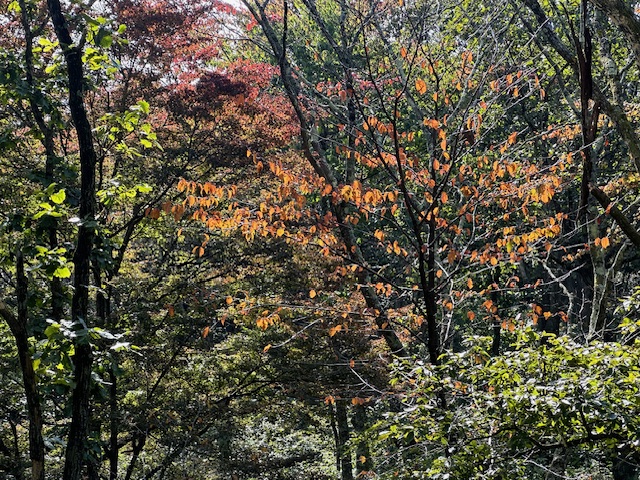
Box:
[2,0,640,478]
[371,329,640,478]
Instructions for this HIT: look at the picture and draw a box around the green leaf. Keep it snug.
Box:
[50,189,66,204]
[138,100,150,114]
[53,266,71,278]
[98,32,113,49]
[7,0,20,13]
[44,323,61,339]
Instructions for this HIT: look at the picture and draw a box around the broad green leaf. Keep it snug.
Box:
[50,189,66,204]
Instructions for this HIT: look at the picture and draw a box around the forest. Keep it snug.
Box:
[2,0,640,478]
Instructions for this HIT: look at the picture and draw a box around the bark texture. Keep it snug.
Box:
[46,0,98,478]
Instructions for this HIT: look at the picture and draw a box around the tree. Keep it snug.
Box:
[3,0,640,478]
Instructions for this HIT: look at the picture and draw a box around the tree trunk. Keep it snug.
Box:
[109,366,119,480]
[335,401,354,480]
[17,0,65,323]
[589,0,640,72]
[0,252,45,480]
[46,0,98,478]
[352,404,373,477]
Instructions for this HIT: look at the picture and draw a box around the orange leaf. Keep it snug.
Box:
[601,237,610,249]
[310,290,317,298]
[423,118,439,129]
[467,278,473,289]
[415,78,427,95]
[202,326,210,338]
[508,131,517,145]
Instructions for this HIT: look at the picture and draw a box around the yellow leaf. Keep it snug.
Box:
[263,344,272,353]
[309,290,317,298]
